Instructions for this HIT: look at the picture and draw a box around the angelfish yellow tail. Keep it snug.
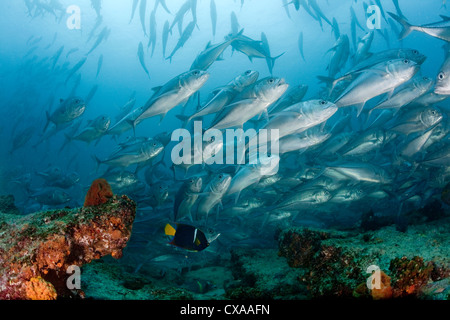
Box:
[164,223,176,237]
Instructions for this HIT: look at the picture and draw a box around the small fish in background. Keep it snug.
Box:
[137,42,150,78]
[154,0,171,14]
[167,20,196,62]
[129,0,139,24]
[91,0,102,18]
[298,32,306,62]
[139,0,148,36]
[162,20,170,58]
[147,10,157,57]
[169,1,192,36]
[60,114,111,151]
[96,54,103,78]
[93,138,164,170]
[43,97,86,133]
[65,57,87,84]
[87,27,111,55]
[210,0,217,37]
[174,176,203,222]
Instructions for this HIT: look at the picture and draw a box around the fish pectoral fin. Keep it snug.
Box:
[159,113,167,125]
[355,102,367,118]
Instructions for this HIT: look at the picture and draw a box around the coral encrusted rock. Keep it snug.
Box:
[0,195,136,300]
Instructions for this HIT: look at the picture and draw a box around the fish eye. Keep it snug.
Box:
[268,78,274,84]
[320,100,327,105]
[218,174,223,179]
[193,70,199,76]
[403,59,409,64]
[413,50,418,54]
[438,72,445,80]
[245,70,251,75]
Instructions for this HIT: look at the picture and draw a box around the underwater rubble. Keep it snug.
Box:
[0,181,136,300]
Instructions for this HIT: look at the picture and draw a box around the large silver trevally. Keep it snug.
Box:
[336,48,427,87]
[197,173,232,221]
[94,139,164,169]
[227,33,284,67]
[136,69,210,124]
[325,162,392,184]
[43,97,86,132]
[211,77,288,130]
[369,76,433,116]
[327,35,350,78]
[353,31,374,65]
[256,100,337,143]
[278,128,331,154]
[64,114,111,145]
[183,70,259,123]
[274,187,332,211]
[434,47,450,95]
[107,106,145,137]
[174,176,203,222]
[268,84,308,114]
[334,58,420,116]
[226,154,281,203]
[339,129,390,158]
[389,106,443,135]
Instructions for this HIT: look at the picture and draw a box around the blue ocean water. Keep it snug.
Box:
[0,0,449,300]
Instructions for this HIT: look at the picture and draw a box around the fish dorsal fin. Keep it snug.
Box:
[151,86,162,95]
[440,15,450,21]
[164,223,176,236]
[205,41,212,49]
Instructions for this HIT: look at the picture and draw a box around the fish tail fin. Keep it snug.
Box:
[233,28,245,39]
[126,119,137,137]
[175,114,190,127]
[270,52,285,68]
[388,12,413,40]
[43,111,51,133]
[317,75,335,87]
[164,223,176,237]
[92,155,102,172]
[59,133,73,153]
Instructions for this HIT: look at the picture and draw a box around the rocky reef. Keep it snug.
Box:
[0,195,21,215]
[277,217,450,299]
[0,181,136,300]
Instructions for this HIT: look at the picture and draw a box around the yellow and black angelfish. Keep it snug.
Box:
[164,223,210,252]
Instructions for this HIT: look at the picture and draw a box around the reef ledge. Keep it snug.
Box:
[0,195,136,300]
